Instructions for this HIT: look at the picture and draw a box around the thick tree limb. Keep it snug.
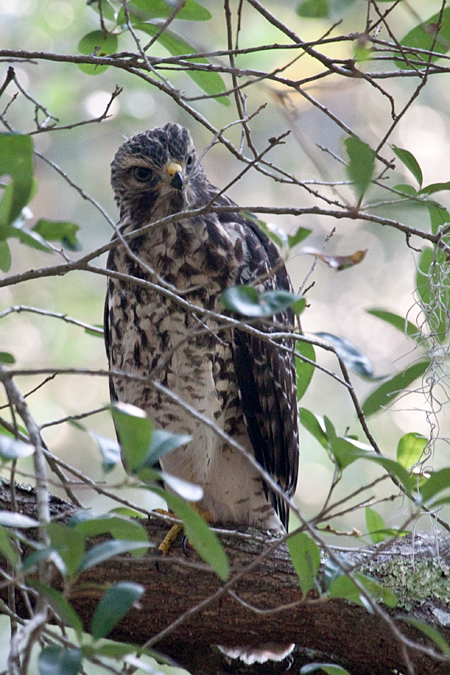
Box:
[1,482,450,675]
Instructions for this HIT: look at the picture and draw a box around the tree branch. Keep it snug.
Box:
[1,482,450,675]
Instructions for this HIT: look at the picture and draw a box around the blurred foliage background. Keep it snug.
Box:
[1,0,450,527]
[3,0,450,672]
[0,0,450,607]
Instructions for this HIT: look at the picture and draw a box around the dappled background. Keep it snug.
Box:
[4,1,450,672]
[1,0,450,565]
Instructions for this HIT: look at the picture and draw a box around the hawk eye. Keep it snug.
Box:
[133,166,153,182]
[186,152,195,171]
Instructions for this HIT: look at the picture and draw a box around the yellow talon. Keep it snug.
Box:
[154,508,182,556]
[158,521,184,556]
[154,506,212,555]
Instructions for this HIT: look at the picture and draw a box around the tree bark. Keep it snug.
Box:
[1,480,450,675]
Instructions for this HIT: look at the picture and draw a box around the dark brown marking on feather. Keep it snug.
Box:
[129,234,145,253]
[173,225,194,258]
[133,343,141,366]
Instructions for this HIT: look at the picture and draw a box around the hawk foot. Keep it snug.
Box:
[155,506,212,556]
[154,508,184,556]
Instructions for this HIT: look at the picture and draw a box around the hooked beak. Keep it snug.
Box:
[166,161,184,190]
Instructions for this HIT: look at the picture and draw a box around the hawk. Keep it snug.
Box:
[105,123,299,664]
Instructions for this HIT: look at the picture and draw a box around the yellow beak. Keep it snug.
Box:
[166,161,184,190]
[167,161,183,179]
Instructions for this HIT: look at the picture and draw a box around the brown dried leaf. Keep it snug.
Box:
[300,247,367,271]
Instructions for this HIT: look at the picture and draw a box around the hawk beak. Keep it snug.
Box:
[166,161,184,190]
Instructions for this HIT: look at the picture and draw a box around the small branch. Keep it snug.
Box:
[0,368,50,540]
[0,305,103,335]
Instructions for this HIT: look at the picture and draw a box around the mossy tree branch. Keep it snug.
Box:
[1,482,450,675]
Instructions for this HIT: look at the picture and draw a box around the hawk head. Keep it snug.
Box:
[110,123,207,222]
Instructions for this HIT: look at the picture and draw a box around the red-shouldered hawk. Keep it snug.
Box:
[105,123,299,664]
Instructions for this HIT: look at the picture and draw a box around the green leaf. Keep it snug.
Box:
[345,136,375,199]
[401,617,450,657]
[29,580,83,639]
[21,546,67,576]
[419,182,450,197]
[141,429,192,468]
[80,540,152,572]
[296,341,316,401]
[260,290,301,315]
[417,468,450,505]
[137,463,203,502]
[394,183,418,198]
[365,506,387,544]
[0,133,34,224]
[90,433,121,473]
[397,432,427,470]
[126,0,211,21]
[0,181,14,228]
[0,239,11,272]
[0,511,39,528]
[366,309,419,340]
[221,285,299,317]
[84,324,104,338]
[38,645,83,675]
[426,202,450,236]
[297,0,328,19]
[251,215,286,249]
[287,226,312,249]
[77,31,118,75]
[392,145,423,188]
[399,7,450,70]
[316,332,374,378]
[151,487,229,580]
[108,507,145,519]
[329,437,363,471]
[0,526,18,564]
[362,360,429,417]
[112,403,153,472]
[71,511,149,551]
[85,641,173,664]
[287,532,320,597]
[329,572,397,608]
[299,408,328,449]
[33,220,81,251]
[133,23,229,105]
[328,573,364,604]
[292,297,307,316]
[91,582,145,639]
[108,412,191,475]
[133,466,161,484]
[323,556,344,589]
[220,285,264,315]
[301,664,351,675]
[323,416,336,441]
[0,351,15,364]
[0,222,50,252]
[46,523,85,577]
[83,642,138,659]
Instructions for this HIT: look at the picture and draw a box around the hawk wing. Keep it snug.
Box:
[224,210,299,529]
